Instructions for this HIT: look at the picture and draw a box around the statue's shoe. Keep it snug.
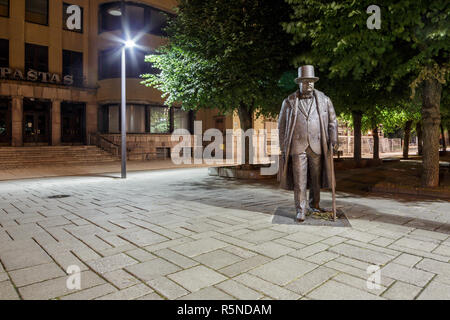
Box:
[296,210,306,222]
[309,207,327,214]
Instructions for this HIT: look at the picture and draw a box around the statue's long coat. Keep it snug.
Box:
[278,89,338,191]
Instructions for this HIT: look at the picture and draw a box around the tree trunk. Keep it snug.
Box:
[416,121,423,156]
[403,120,413,159]
[440,125,447,154]
[372,125,379,160]
[237,102,253,166]
[421,78,442,187]
[352,110,362,162]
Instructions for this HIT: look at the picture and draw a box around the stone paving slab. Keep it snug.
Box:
[168,266,227,292]
[307,280,384,300]
[249,256,317,286]
[0,168,449,300]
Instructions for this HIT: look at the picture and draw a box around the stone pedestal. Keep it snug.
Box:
[11,96,23,147]
[51,100,61,146]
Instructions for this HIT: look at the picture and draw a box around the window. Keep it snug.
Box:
[98,48,157,80]
[127,105,146,133]
[127,50,159,79]
[25,43,48,72]
[99,2,122,32]
[0,39,8,67]
[98,1,171,36]
[26,0,48,25]
[150,106,170,133]
[63,50,83,86]
[100,105,189,134]
[98,48,120,79]
[108,105,119,133]
[0,0,9,17]
[147,7,169,36]
[126,4,145,31]
[174,108,190,131]
[63,3,83,32]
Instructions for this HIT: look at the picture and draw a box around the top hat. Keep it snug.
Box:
[294,65,319,84]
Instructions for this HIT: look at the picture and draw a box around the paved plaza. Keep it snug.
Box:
[0,167,449,300]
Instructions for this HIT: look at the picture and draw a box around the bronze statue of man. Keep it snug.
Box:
[278,65,338,222]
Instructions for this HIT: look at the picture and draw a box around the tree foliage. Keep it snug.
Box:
[142,0,296,119]
[284,0,449,185]
[284,0,449,88]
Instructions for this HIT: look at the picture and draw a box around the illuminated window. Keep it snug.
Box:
[174,108,190,131]
[127,105,146,133]
[26,0,48,25]
[108,105,119,133]
[150,106,170,133]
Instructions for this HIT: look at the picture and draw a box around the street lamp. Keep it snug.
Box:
[121,39,135,179]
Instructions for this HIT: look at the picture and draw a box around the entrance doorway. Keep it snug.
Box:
[0,98,11,146]
[23,98,50,145]
[61,102,86,144]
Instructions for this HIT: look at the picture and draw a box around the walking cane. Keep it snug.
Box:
[329,141,337,221]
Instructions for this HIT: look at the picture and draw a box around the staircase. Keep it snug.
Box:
[0,146,119,169]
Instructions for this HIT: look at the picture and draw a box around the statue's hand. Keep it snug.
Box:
[333,143,339,153]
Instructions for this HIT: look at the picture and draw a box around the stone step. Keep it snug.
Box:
[0,153,114,158]
[0,145,119,169]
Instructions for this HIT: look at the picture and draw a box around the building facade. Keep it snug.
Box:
[0,0,187,156]
[0,0,279,163]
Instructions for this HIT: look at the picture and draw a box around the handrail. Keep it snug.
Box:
[89,133,120,157]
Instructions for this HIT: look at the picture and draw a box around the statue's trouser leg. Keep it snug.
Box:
[307,147,321,209]
[292,153,308,213]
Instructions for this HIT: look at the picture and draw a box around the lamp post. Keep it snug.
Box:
[121,39,135,179]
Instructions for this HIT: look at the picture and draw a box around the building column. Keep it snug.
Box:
[11,96,23,147]
[86,103,98,144]
[51,100,61,146]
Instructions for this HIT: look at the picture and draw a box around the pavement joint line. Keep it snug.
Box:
[69,249,125,291]
[379,279,399,299]
[331,272,388,296]
[4,229,14,241]
[0,255,23,299]
[413,273,438,300]
[31,236,75,277]
[94,234,116,248]
[62,228,106,259]
[126,220,179,241]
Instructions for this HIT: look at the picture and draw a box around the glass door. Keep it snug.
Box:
[61,102,86,144]
[23,99,50,144]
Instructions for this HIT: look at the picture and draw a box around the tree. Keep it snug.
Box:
[378,101,421,159]
[284,0,449,186]
[142,0,296,164]
[313,75,385,161]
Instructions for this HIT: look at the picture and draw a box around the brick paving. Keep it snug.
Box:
[0,168,449,300]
